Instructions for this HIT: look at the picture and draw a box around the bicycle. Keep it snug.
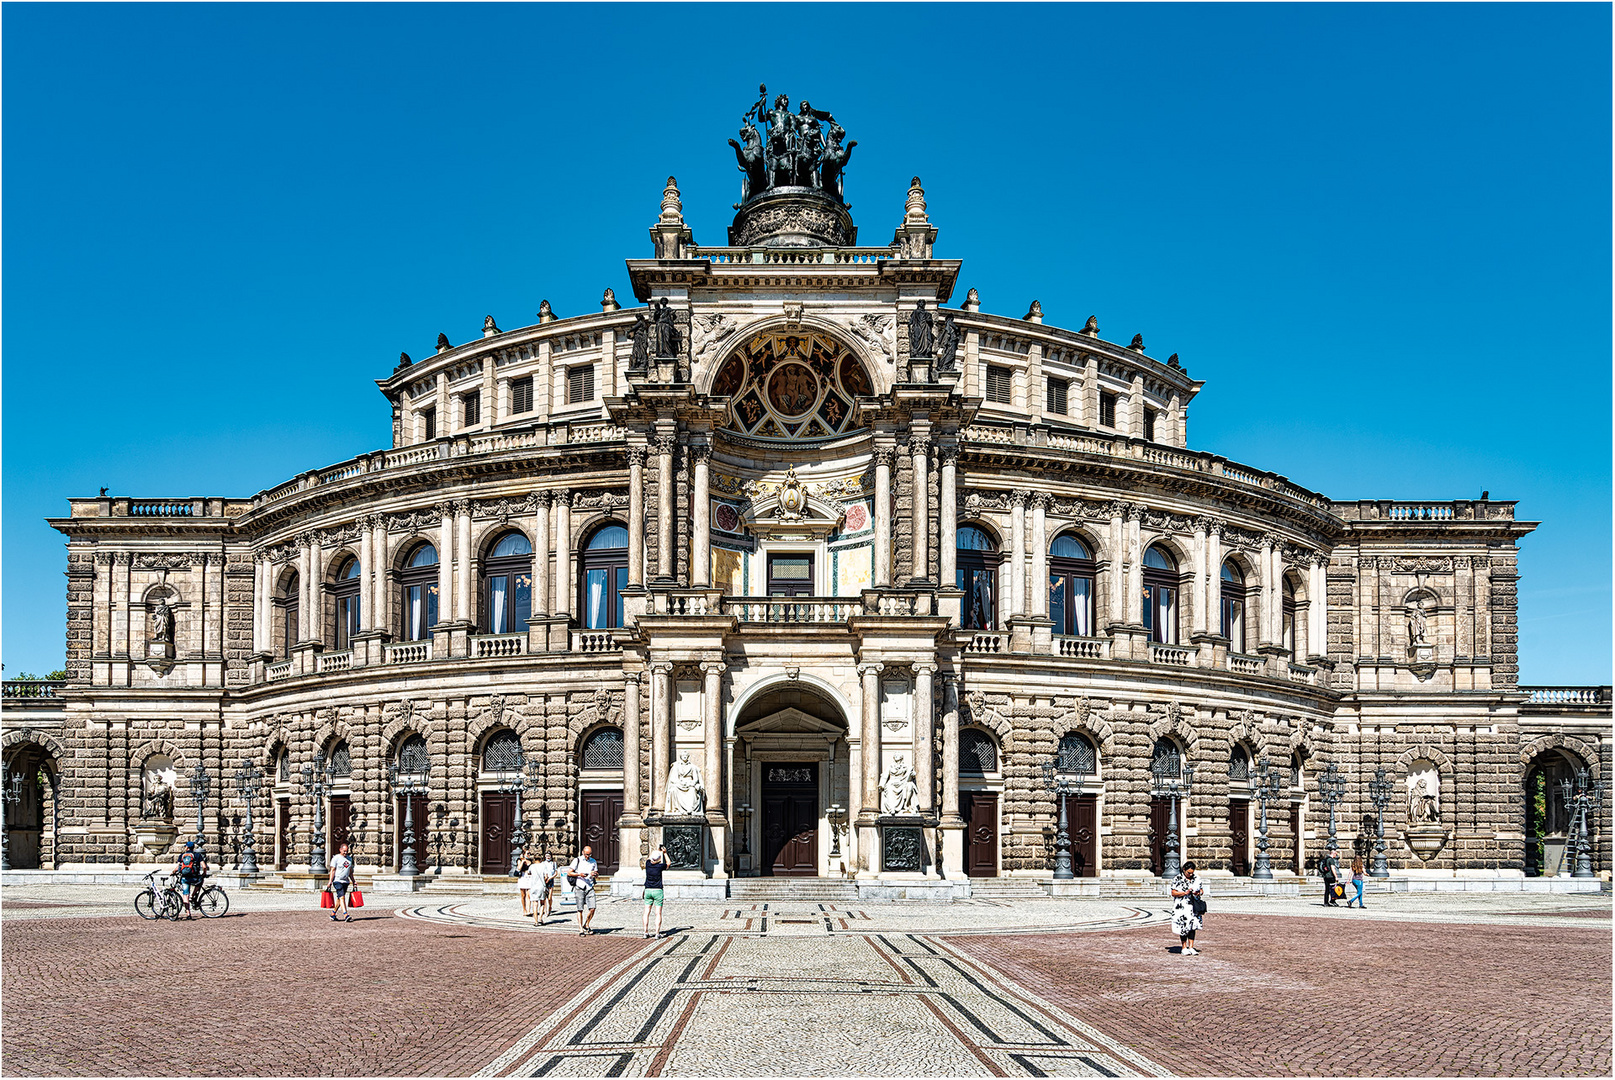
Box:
[134,871,181,921]
[168,872,228,919]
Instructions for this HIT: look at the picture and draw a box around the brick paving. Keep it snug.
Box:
[948,914,1613,1077]
[0,912,653,1077]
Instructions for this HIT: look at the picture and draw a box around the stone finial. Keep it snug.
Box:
[538,300,556,324]
[395,351,413,371]
[963,287,980,312]
[1129,334,1144,352]
[904,176,929,225]
[1081,316,1100,337]
[1167,353,1180,368]
[602,288,620,312]
[659,176,684,225]
[436,333,452,354]
[1024,301,1044,324]
[483,315,500,338]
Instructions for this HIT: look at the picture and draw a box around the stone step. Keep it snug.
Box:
[728,880,861,901]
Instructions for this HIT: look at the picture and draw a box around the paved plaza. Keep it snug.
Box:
[0,885,1609,1077]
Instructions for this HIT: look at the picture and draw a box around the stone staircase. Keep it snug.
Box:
[728,878,861,902]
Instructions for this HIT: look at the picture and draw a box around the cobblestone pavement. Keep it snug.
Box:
[1,885,1608,1076]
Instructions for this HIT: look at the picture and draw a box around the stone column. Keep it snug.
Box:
[692,443,712,588]
[359,522,374,636]
[938,445,958,591]
[1029,494,1049,617]
[913,663,935,814]
[1309,553,1328,658]
[653,434,675,582]
[553,490,572,619]
[298,535,315,641]
[252,555,268,654]
[1259,533,1277,647]
[702,660,724,812]
[370,515,389,632]
[910,436,931,583]
[873,447,894,588]
[623,672,642,815]
[941,676,960,822]
[1205,520,1223,636]
[532,493,551,616]
[1106,503,1125,627]
[627,445,646,588]
[649,661,673,812]
[437,506,455,624]
[1125,505,1145,626]
[1009,490,1028,617]
[859,663,883,814]
[455,500,473,626]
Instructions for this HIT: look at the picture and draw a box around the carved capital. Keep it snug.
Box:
[689,443,712,465]
[938,444,960,468]
[1260,531,1281,550]
[858,662,885,678]
[650,435,677,458]
[699,660,725,676]
[295,532,316,549]
[453,499,473,517]
[626,445,648,469]
[533,490,552,509]
[649,660,675,676]
[910,436,932,458]
[912,662,938,677]
[872,447,896,469]
[1125,502,1147,523]
[1010,489,1031,508]
[1028,492,1050,512]
[434,502,455,520]
[1311,550,1330,568]
[1194,515,1220,537]
[550,488,571,508]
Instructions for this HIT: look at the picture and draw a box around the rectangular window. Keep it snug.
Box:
[1046,378,1068,415]
[985,365,1012,404]
[462,391,481,428]
[1099,390,1117,429]
[421,407,436,441]
[1144,583,1178,644]
[406,583,438,641]
[568,365,595,405]
[510,375,534,415]
[1223,597,1245,652]
[1144,407,1157,442]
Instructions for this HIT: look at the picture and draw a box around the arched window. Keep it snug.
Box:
[581,524,630,630]
[1151,737,1183,781]
[330,741,351,777]
[275,749,290,783]
[1142,545,1179,644]
[276,570,300,659]
[331,557,362,650]
[1221,560,1247,652]
[1229,744,1251,782]
[481,730,524,772]
[581,729,624,770]
[1290,753,1304,790]
[1282,577,1298,657]
[401,543,439,642]
[1049,534,1095,637]
[956,525,1001,630]
[397,734,429,776]
[483,532,533,635]
[1056,732,1097,776]
[959,729,998,775]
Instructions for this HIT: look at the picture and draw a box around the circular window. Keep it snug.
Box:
[716,331,870,440]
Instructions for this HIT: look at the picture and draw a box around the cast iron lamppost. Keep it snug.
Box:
[300,756,335,875]
[1559,769,1607,879]
[389,753,431,877]
[826,803,844,859]
[1040,760,1080,881]
[1151,760,1196,881]
[1251,757,1280,881]
[1366,766,1392,878]
[189,762,212,853]
[1,770,24,872]
[493,751,539,876]
[1318,761,1347,870]
[234,761,263,874]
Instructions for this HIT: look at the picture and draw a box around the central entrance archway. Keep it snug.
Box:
[733,680,851,878]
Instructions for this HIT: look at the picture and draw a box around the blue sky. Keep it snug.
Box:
[3,3,1609,682]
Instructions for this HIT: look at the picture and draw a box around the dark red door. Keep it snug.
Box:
[761,763,818,876]
[1289,803,1303,874]
[328,795,351,858]
[1064,793,1098,877]
[276,800,291,871]
[1149,797,1172,875]
[396,794,433,872]
[480,793,516,875]
[580,791,624,875]
[1229,799,1250,876]
[964,791,998,877]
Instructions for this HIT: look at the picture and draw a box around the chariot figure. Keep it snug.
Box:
[728,119,768,205]
[820,121,856,203]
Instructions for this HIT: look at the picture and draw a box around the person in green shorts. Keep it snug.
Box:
[641,843,668,939]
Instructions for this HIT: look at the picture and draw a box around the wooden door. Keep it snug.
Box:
[580,791,624,875]
[1229,799,1250,876]
[1064,793,1098,877]
[480,793,516,875]
[395,794,433,872]
[761,763,818,876]
[328,795,351,858]
[276,800,291,871]
[963,791,998,877]
[1289,803,1303,874]
[766,553,815,597]
[1149,797,1172,875]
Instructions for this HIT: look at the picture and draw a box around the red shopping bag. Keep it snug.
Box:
[349,889,364,908]
[320,889,334,909]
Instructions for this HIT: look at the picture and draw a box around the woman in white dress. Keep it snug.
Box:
[1170,861,1205,956]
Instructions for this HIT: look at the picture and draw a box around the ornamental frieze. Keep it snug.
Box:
[317,523,364,547]
[474,494,537,522]
[1392,556,1455,574]
[131,553,195,570]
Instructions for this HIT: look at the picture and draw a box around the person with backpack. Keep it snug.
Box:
[568,845,599,935]
[172,841,208,919]
[641,844,668,939]
[327,841,354,923]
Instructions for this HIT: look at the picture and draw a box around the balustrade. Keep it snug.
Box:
[962,632,1005,654]
[1,680,67,700]
[1054,635,1110,659]
[725,598,857,624]
[383,641,432,665]
[315,650,352,673]
[1150,642,1194,667]
[1287,662,1318,685]
[1523,686,1611,705]
[265,660,294,681]
[571,630,623,653]
[1228,653,1264,676]
[472,633,526,658]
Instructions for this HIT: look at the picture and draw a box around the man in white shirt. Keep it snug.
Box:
[327,842,354,923]
[569,846,599,935]
[533,851,558,926]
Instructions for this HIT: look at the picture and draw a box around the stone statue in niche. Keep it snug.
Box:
[880,754,919,816]
[149,597,175,649]
[665,750,706,815]
[629,311,651,372]
[935,313,961,373]
[907,301,934,359]
[1407,776,1439,825]
[653,298,681,358]
[141,774,173,821]
[1406,596,1430,647]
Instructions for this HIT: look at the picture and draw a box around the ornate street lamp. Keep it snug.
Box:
[1040,760,1080,881]
[1151,760,1196,881]
[494,752,540,876]
[1,770,24,872]
[736,802,754,857]
[1319,761,1347,870]
[299,756,336,875]
[1366,766,1392,878]
[1251,757,1280,881]
[189,762,213,853]
[1559,769,1607,880]
[234,761,264,874]
[431,813,459,869]
[388,753,431,877]
[826,803,844,858]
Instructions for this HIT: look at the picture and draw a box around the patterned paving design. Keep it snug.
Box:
[475,933,1170,1078]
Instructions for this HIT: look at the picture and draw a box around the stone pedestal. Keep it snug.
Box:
[369,872,432,893]
[938,820,967,881]
[877,815,937,877]
[1403,826,1450,862]
[133,823,177,859]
